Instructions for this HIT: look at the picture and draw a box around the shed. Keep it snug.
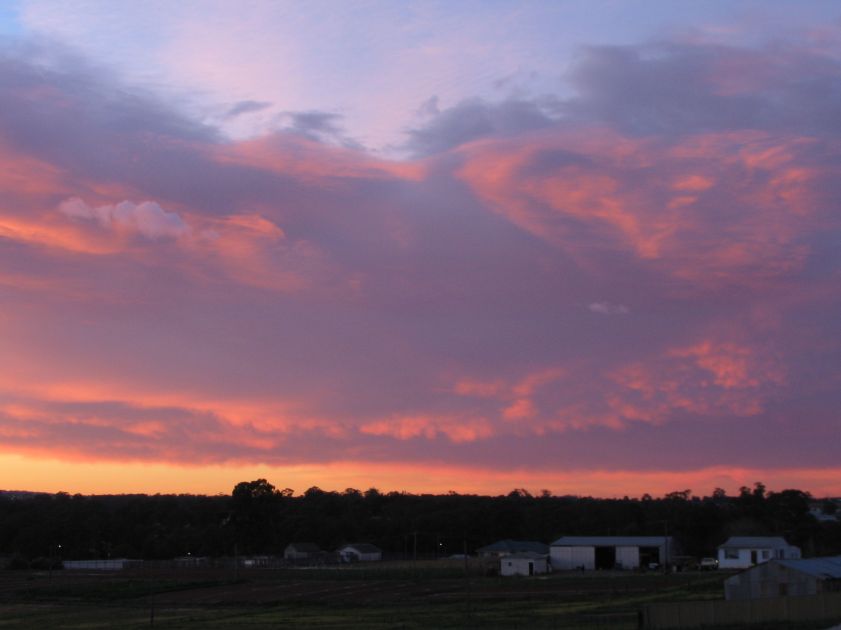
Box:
[337,543,382,562]
[550,536,675,570]
[500,552,550,577]
[284,542,322,561]
[724,555,841,600]
[717,536,800,570]
[476,539,549,558]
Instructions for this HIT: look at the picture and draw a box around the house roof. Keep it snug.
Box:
[286,542,321,552]
[718,536,793,550]
[777,556,841,579]
[477,539,549,554]
[551,536,672,547]
[339,543,381,553]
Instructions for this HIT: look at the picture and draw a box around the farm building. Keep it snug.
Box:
[337,543,382,562]
[550,536,675,570]
[476,539,549,558]
[724,555,841,600]
[283,542,322,561]
[500,552,550,577]
[717,536,801,569]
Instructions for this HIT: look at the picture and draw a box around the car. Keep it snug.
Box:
[698,557,719,570]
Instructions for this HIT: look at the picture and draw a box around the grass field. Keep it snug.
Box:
[0,563,827,629]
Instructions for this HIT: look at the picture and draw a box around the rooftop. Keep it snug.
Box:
[718,537,794,550]
[551,536,673,547]
[777,555,841,579]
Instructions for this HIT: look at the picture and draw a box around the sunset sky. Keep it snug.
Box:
[1,1,841,497]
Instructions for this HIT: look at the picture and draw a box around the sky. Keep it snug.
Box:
[1,1,841,497]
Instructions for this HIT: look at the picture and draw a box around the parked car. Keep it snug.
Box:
[698,557,719,570]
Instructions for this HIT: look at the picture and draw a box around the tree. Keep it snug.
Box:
[232,479,279,503]
[230,479,282,553]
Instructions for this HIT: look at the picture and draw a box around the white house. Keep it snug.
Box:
[717,537,801,570]
[550,536,675,570]
[283,542,322,561]
[724,555,841,600]
[337,543,382,562]
[500,552,549,577]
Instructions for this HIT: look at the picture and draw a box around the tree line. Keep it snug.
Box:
[0,480,838,564]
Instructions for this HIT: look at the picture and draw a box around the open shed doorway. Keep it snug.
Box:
[595,546,616,569]
[640,546,661,567]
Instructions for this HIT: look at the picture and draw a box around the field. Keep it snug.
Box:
[0,562,822,629]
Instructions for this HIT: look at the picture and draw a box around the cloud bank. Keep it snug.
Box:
[2,30,841,494]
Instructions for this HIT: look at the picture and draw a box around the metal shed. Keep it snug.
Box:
[725,555,841,600]
[550,536,675,570]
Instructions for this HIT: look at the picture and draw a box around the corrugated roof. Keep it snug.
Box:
[777,556,841,579]
[551,536,672,547]
[718,536,793,550]
[476,539,549,554]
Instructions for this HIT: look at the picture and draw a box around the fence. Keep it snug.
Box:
[642,591,841,628]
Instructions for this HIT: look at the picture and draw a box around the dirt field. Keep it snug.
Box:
[0,564,734,629]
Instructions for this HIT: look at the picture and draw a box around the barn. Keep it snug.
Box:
[724,555,841,600]
[550,536,675,570]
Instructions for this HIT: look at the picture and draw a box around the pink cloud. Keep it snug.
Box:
[457,127,834,288]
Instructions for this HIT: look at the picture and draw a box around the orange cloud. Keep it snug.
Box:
[359,415,493,443]
[457,128,832,287]
[452,378,505,398]
[609,339,785,424]
[0,212,121,255]
[190,212,324,292]
[503,398,536,421]
[670,341,786,390]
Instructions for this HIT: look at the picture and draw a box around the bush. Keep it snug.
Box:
[4,554,30,570]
